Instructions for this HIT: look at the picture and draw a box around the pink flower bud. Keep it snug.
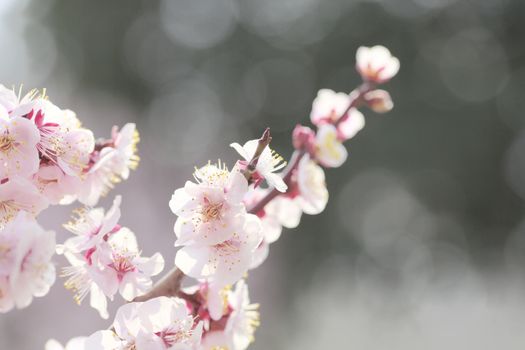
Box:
[292,124,315,151]
[364,89,394,113]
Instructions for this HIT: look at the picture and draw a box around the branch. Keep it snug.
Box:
[248,82,372,214]
[131,83,372,303]
[133,267,185,302]
[243,127,272,180]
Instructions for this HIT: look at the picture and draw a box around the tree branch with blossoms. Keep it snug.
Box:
[0,45,399,350]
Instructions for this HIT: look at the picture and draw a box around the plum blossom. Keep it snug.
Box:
[175,213,262,286]
[356,45,399,83]
[84,297,203,350]
[96,227,165,301]
[363,89,394,113]
[0,177,48,228]
[59,197,164,318]
[296,154,329,215]
[45,337,87,350]
[62,196,122,253]
[33,165,81,205]
[314,124,348,168]
[200,280,259,350]
[108,123,140,180]
[76,150,118,206]
[76,124,140,206]
[170,163,249,247]
[309,89,365,141]
[310,89,351,126]
[10,97,95,177]
[0,114,40,179]
[60,227,164,319]
[230,139,287,192]
[0,211,55,312]
[244,189,301,269]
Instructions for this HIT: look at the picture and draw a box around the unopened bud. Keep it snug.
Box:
[364,89,393,113]
[292,124,315,151]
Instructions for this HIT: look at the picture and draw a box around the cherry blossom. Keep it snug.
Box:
[230,139,287,192]
[356,45,400,84]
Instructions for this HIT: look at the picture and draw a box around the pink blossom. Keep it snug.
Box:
[170,163,249,247]
[0,212,56,312]
[230,140,287,192]
[0,177,48,228]
[175,214,262,286]
[0,114,40,179]
[356,45,400,83]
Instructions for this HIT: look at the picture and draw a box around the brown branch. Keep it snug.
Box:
[132,267,185,302]
[130,83,373,304]
[248,83,372,215]
[243,127,272,180]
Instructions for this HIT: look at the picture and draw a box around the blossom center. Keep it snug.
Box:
[155,324,192,347]
[0,134,16,155]
[201,200,223,222]
[110,253,136,281]
[321,131,342,159]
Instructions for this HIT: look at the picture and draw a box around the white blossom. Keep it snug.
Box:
[0,211,55,312]
[356,45,399,83]
[230,139,287,192]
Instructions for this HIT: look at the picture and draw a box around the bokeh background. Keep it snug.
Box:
[1,0,525,348]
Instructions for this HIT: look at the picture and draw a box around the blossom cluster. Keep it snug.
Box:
[46,280,258,350]
[58,196,165,319]
[46,296,202,350]
[43,45,399,350]
[0,86,140,313]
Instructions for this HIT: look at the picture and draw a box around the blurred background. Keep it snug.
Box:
[1,0,525,348]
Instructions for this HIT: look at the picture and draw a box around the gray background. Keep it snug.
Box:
[1,0,525,348]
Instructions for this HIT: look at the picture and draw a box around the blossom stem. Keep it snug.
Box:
[248,150,304,214]
[248,82,373,215]
[243,127,272,181]
[134,83,373,303]
[132,266,185,302]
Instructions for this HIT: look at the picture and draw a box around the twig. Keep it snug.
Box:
[243,127,272,180]
[248,83,372,214]
[132,83,373,303]
[133,267,185,302]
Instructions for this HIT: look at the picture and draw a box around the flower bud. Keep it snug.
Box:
[292,124,315,151]
[364,89,393,113]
